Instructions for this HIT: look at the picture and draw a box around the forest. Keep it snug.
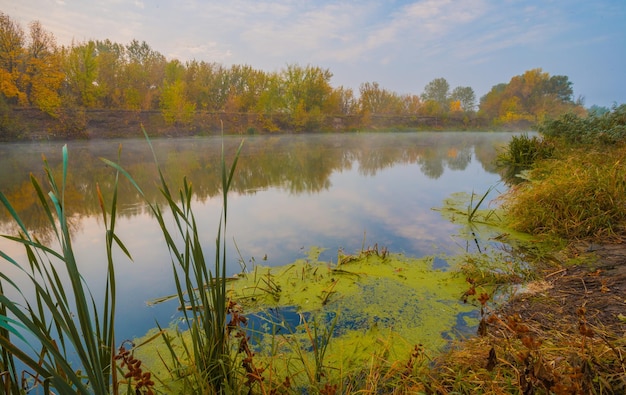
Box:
[1,11,586,137]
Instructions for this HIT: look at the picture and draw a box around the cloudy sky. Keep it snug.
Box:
[4,0,625,107]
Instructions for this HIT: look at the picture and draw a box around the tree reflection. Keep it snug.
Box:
[0,132,515,237]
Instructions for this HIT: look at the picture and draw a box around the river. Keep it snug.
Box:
[0,131,518,345]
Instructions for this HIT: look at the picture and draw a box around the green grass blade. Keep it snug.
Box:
[0,316,30,343]
[100,158,146,198]
[0,192,31,240]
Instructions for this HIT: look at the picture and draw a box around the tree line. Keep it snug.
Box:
[0,11,585,134]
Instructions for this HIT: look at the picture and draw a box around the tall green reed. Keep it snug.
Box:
[103,127,243,393]
[0,145,130,394]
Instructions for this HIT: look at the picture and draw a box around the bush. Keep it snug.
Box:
[497,133,554,167]
[539,104,626,145]
[496,133,554,184]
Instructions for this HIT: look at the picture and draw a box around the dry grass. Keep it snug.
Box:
[502,145,626,239]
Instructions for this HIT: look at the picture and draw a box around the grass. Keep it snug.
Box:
[502,146,626,239]
[496,133,554,184]
[498,106,626,239]
[0,128,243,394]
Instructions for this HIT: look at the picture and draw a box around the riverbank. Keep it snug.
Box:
[425,239,626,393]
[424,118,626,393]
[0,107,517,141]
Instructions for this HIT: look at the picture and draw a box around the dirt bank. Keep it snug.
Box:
[501,239,626,338]
[462,239,626,393]
[1,107,457,141]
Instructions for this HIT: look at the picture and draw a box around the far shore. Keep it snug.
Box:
[1,107,533,142]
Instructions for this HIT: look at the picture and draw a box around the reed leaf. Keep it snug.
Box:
[104,126,244,393]
[0,145,127,394]
[467,185,495,222]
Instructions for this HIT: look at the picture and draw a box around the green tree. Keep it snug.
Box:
[450,86,476,112]
[255,72,283,114]
[421,78,450,110]
[63,40,100,107]
[547,75,573,103]
[160,59,195,125]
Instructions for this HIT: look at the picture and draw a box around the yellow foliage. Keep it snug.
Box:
[449,100,461,112]
[0,69,25,102]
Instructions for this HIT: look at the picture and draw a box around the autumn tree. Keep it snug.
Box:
[185,60,229,111]
[121,39,166,109]
[25,21,63,114]
[478,68,582,125]
[0,12,27,105]
[281,64,333,130]
[160,59,195,125]
[449,86,476,112]
[401,94,422,114]
[359,82,404,114]
[93,39,126,108]
[224,64,270,113]
[478,83,506,121]
[328,86,357,115]
[63,40,101,107]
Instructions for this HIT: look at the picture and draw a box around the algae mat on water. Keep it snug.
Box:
[229,247,478,356]
[129,247,482,391]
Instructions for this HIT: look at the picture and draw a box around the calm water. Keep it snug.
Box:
[0,131,517,341]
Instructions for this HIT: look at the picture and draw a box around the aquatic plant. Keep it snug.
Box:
[103,127,244,393]
[0,145,129,394]
[496,133,554,183]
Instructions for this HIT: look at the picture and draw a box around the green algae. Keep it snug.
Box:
[129,247,482,390]
[231,249,474,344]
[435,190,558,275]
[222,248,478,382]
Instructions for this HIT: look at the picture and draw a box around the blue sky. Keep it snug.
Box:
[5,0,626,107]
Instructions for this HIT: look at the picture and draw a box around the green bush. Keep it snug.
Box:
[496,133,554,183]
[497,133,554,167]
[539,104,626,145]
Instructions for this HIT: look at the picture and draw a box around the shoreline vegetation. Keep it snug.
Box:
[1,107,625,393]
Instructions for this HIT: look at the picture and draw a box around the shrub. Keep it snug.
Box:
[496,133,554,184]
[539,104,626,145]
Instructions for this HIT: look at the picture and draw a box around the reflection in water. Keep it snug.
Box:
[0,131,516,340]
[0,132,505,236]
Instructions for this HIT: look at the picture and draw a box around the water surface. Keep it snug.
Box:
[0,131,516,341]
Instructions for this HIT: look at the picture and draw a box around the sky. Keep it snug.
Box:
[3,0,625,108]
